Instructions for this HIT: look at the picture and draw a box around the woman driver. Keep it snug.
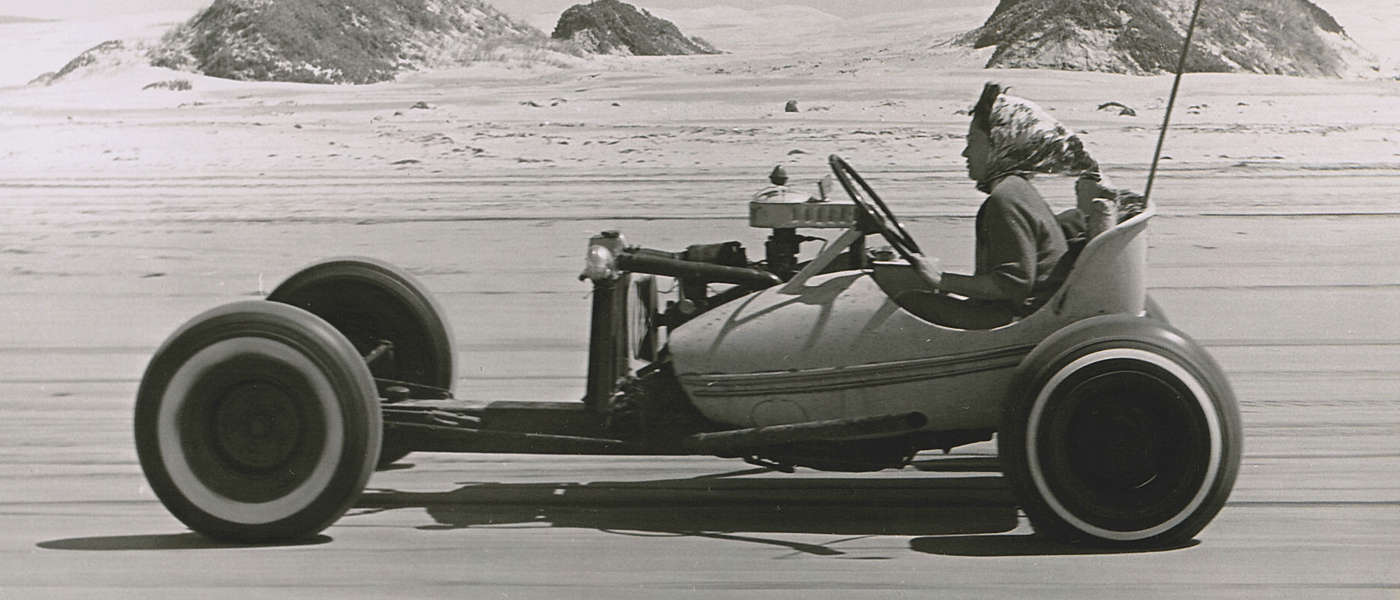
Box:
[905,82,1118,329]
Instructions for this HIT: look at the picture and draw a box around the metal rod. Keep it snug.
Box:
[683,411,928,455]
[362,339,394,364]
[383,422,649,455]
[615,252,782,288]
[1143,0,1205,202]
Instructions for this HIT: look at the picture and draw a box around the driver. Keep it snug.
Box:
[905,82,1119,329]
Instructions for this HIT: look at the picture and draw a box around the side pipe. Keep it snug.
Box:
[683,412,929,455]
[385,422,654,455]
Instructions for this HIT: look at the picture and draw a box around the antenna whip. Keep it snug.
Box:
[1143,0,1205,201]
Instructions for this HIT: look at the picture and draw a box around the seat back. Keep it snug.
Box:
[1045,201,1154,320]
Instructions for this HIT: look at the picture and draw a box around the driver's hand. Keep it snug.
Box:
[908,253,942,290]
[1076,172,1118,212]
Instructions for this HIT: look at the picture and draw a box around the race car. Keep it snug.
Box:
[132,155,1242,548]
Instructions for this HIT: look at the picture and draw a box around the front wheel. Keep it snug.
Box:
[269,257,456,468]
[1000,316,1241,547]
[135,301,382,543]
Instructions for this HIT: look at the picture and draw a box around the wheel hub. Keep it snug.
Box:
[213,381,304,474]
[1068,385,1169,492]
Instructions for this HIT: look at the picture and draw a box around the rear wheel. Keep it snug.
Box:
[269,257,455,468]
[135,301,381,543]
[1000,316,1241,547]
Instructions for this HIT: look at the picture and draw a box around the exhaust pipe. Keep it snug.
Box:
[683,411,928,455]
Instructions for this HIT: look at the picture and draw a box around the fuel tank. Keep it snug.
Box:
[667,271,1065,432]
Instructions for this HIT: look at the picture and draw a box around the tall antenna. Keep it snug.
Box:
[1143,0,1205,202]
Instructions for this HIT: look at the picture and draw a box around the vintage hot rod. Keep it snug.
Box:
[132,155,1241,548]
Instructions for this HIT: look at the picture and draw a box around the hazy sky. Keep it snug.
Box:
[0,0,935,20]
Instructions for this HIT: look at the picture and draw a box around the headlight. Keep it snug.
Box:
[581,244,618,282]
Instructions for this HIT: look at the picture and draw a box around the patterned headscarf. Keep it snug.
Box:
[975,87,1099,193]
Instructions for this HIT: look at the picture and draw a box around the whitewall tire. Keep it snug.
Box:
[135,301,381,543]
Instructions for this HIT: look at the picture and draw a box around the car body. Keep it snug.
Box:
[133,155,1241,548]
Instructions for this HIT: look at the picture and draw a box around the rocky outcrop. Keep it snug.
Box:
[552,0,719,56]
[147,0,550,84]
[966,0,1381,78]
[30,40,139,85]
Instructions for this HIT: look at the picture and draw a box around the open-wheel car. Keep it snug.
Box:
[133,155,1242,547]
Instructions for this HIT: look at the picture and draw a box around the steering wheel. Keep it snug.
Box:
[828,154,922,260]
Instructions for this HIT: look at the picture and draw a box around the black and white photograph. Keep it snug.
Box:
[1,0,1397,597]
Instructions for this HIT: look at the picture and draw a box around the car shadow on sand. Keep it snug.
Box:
[909,534,1197,556]
[354,456,1193,557]
[36,533,333,551]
